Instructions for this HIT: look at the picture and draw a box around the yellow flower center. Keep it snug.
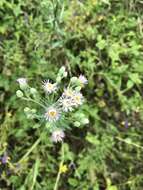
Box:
[47,83,53,89]
[75,96,81,102]
[65,90,73,97]
[49,110,57,118]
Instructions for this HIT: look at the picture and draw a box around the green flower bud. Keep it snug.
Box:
[75,86,81,92]
[24,107,30,113]
[59,66,66,74]
[63,71,67,77]
[74,121,81,127]
[27,113,34,119]
[70,77,78,83]
[56,76,62,83]
[31,109,36,113]
[30,88,37,94]
[81,118,89,125]
[16,90,23,98]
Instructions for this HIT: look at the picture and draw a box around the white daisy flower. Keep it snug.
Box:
[78,75,88,86]
[43,80,57,94]
[17,78,28,89]
[72,91,84,107]
[45,107,60,122]
[51,130,65,143]
[59,98,74,112]
[62,88,74,98]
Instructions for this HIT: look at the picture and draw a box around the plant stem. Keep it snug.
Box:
[53,142,64,190]
[21,97,46,109]
[116,137,143,150]
[18,137,41,163]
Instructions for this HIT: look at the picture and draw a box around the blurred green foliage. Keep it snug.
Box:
[0,0,143,189]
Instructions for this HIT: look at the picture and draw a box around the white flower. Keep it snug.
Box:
[62,88,74,98]
[72,91,84,106]
[43,80,57,94]
[45,107,60,122]
[61,89,84,109]
[59,98,74,112]
[78,75,88,86]
[51,130,65,143]
[17,78,27,85]
[17,78,28,89]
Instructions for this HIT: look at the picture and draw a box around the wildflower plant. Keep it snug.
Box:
[16,66,88,190]
[16,66,88,143]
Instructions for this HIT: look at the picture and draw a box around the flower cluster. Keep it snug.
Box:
[16,67,88,143]
[59,88,84,112]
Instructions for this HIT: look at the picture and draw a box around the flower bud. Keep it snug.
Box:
[30,88,37,94]
[17,78,28,90]
[75,86,81,92]
[56,76,62,83]
[78,75,88,86]
[26,113,34,119]
[31,109,36,113]
[70,77,78,83]
[24,107,30,113]
[59,66,66,74]
[81,118,89,124]
[74,121,81,127]
[16,90,23,98]
[63,71,67,77]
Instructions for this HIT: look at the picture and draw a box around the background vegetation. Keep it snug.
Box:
[0,0,143,189]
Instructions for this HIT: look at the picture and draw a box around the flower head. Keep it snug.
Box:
[59,98,74,112]
[51,130,65,143]
[78,75,88,86]
[61,89,84,110]
[43,80,57,94]
[72,91,84,106]
[17,78,28,89]
[45,107,60,122]
[59,163,68,173]
[62,88,74,98]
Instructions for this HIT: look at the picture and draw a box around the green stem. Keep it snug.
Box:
[18,137,41,163]
[116,137,143,150]
[53,143,64,190]
[21,97,46,109]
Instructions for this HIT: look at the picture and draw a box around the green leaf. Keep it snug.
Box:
[96,35,106,50]
[68,178,78,187]
[107,185,118,190]
[129,73,141,84]
[86,133,100,145]
[127,80,134,89]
